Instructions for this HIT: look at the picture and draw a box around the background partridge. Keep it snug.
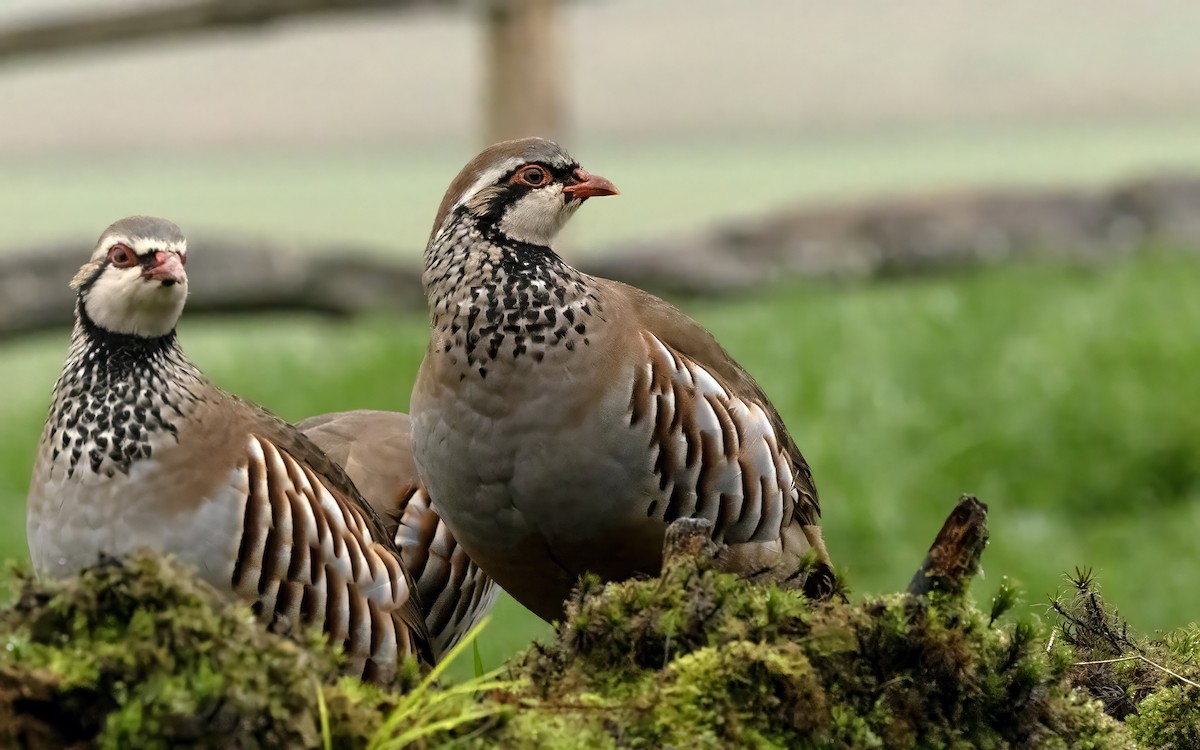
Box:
[411,138,835,622]
[298,409,499,656]
[26,216,432,680]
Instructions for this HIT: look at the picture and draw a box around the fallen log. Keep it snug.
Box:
[3,172,1199,341]
[585,173,1200,295]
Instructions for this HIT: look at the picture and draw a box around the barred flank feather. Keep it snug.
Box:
[232,435,422,681]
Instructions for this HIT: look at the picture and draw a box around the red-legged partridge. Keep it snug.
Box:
[410,138,835,622]
[297,409,499,656]
[26,216,432,680]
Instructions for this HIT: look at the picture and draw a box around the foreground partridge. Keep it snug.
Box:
[297,409,499,655]
[411,138,834,622]
[26,217,431,680]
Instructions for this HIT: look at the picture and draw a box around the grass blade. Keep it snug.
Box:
[314,679,333,750]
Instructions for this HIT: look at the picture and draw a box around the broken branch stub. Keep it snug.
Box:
[907,495,990,597]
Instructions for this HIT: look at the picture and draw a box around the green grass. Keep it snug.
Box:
[4,254,1200,673]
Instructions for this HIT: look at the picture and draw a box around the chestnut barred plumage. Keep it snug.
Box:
[411,138,834,623]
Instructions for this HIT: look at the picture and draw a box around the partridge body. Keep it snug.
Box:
[26,217,431,680]
[410,138,833,622]
[297,409,499,656]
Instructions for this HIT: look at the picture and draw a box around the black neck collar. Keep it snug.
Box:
[454,208,570,271]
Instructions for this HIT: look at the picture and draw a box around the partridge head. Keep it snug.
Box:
[28,217,433,680]
[411,139,835,623]
[71,216,189,337]
[427,137,618,249]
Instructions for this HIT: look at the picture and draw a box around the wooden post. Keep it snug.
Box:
[482,0,564,144]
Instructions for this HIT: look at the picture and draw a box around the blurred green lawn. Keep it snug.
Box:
[6,118,1200,256]
[3,254,1199,674]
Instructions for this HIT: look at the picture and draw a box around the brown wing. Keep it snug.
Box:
[298,410,500,658]
[599,278,822,528]
[226,399,434,675]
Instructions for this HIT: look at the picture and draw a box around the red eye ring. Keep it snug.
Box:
[515,166,549,187]
[108,243,137,269]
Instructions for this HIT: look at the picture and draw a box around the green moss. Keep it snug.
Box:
[1125,685,1200,749]
[648,641,827,748]
[487,551,1130,749]
[0,555,398,749]
[1054,573,1200,748]
[0,545,1161,749]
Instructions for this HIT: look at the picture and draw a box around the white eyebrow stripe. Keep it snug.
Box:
[128,238,187,256]
[100,234,133,249]
[453,158,525,212]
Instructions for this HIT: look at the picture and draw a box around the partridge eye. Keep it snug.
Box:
[518,166,548,187]
[108,244,137,269]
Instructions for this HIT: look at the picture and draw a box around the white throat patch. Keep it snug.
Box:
[498,186,579,246]
[83,268,187,337]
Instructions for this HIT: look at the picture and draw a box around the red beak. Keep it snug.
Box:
[145,251,186,286]
[563,169,619,200]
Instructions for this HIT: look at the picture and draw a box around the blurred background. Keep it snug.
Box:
[2,0,1200,673]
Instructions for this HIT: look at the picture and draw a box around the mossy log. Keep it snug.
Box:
[3,497,1189,748]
